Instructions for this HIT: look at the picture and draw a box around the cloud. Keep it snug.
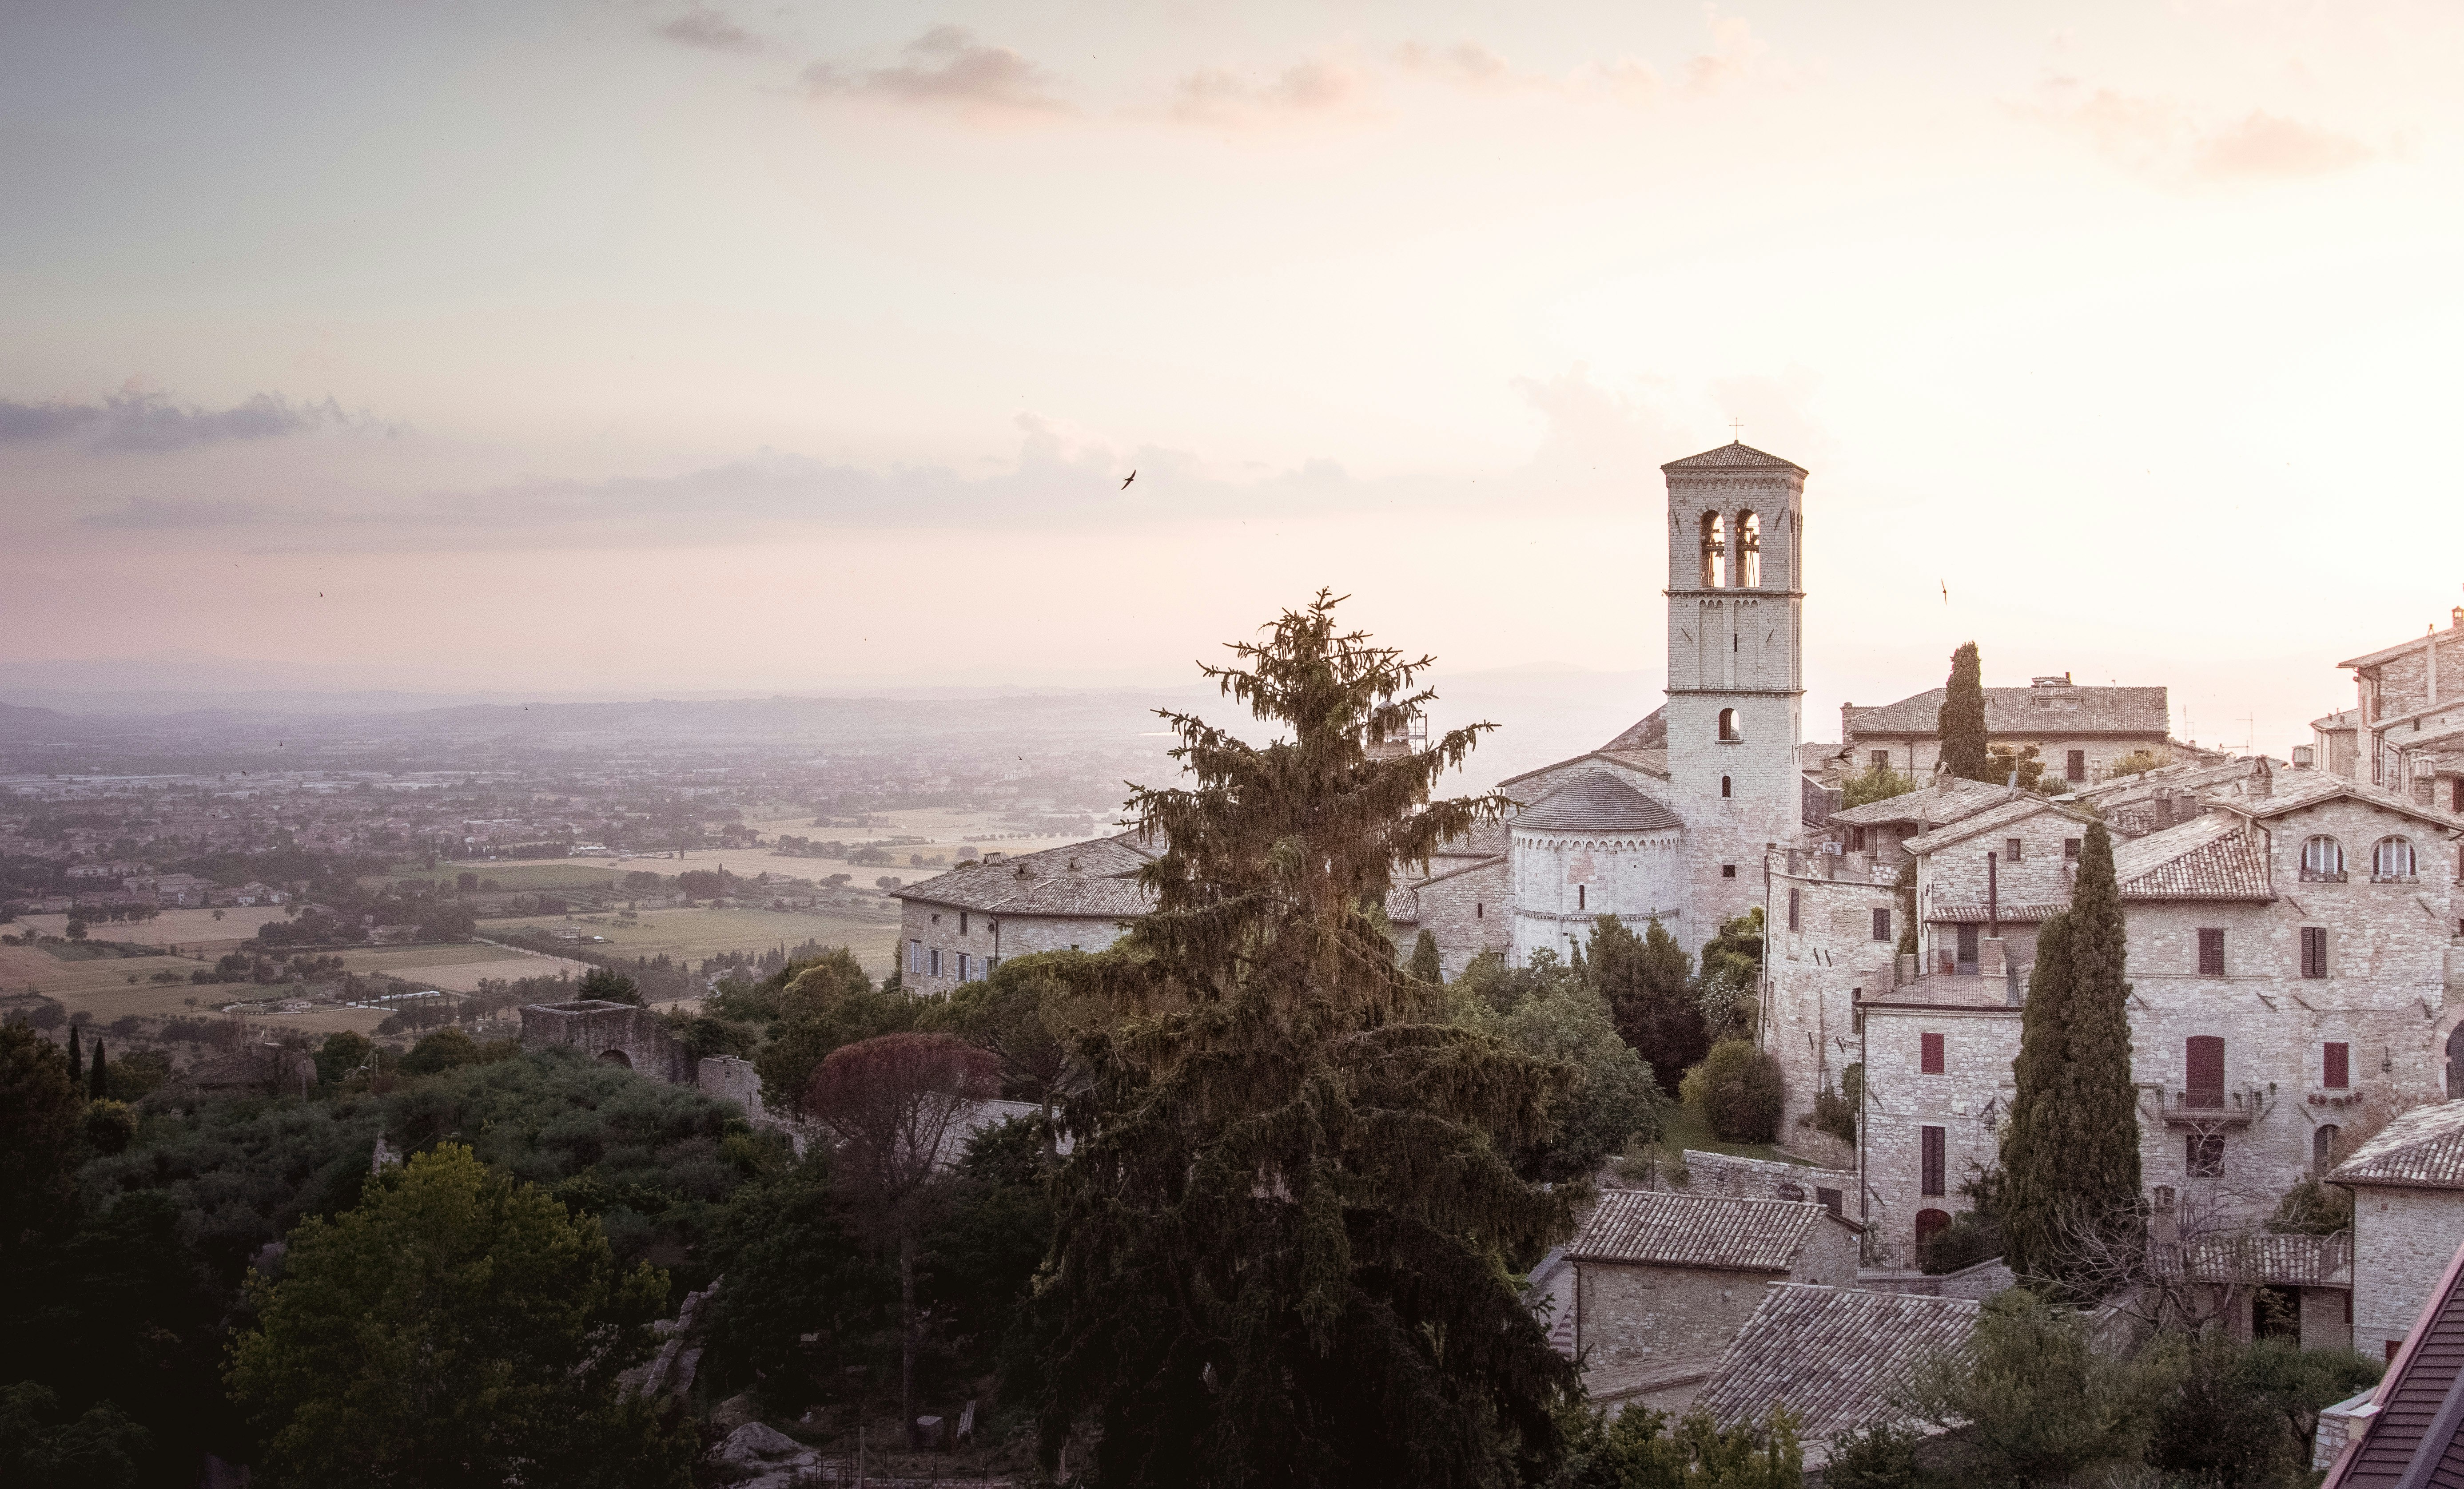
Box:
[802,27,1068,116]
[2029,80,2373,185]
[655,8,761,53]
[1168,58,1375,127]
[1680,9,1769,97]
[0,388,394,452]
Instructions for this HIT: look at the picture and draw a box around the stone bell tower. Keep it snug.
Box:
[1659,441,1808,948]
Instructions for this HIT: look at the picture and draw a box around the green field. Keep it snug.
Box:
[480,905,900,981]
[366,862,632,893]
[1658,1101,1810,1167]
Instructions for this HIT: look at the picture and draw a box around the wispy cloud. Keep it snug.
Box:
[655,8,761,54]
[1168,58,1376,127]
[802,27,1069,117]
[0,388,396,453]
[2029,79,2374,185]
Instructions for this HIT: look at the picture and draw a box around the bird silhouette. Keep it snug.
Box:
[1941,580,1949,605]
[1120,470,1136,489]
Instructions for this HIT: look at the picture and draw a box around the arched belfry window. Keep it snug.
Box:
[1699,512,1726,588]
[1734,510,1761,588]
[1717,708,1741,743]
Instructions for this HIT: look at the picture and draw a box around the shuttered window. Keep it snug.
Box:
[1872,907,1892,941]
[1788,889,1801,932]
[1921,1126,1946,1196]
[2066,750,2086,782]
[2301,926,2328,979]
[1921,1032,1945,1074]
[2324,1042,2350,1089]
[2197,929,2225,976]
[2186,1133,2225,1177]
[2186,1036,2225,1106]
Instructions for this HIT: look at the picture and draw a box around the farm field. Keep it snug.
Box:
[364,861,625,892]
[15,907,258,955]
[482,904,900,982]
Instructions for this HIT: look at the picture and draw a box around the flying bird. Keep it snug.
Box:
[1120,469,1136,489]
[1941,580,1949,605]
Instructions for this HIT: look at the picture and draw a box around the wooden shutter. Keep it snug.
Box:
[1921,1126,1946,1195]
[2198,929,2225,976]
[2302,927,2328,979]
[1921,1032,1945,1074]
[2324,1042,2350,1089]
[1872,907,1892,941]
[1789,889,1801,931]
[2186,1036,2225,1105]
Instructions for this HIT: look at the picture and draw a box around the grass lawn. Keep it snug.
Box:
[1659,1100,1812,1167]
[479,905,901,982]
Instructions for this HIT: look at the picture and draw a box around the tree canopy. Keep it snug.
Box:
[1584,916,1704,1098]
[1938,642,1991,783]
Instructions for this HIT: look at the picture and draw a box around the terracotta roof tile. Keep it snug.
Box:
[1660,441,1807,475]
[890,830,1160,918]
[1845,684,2169,739]
[1694,1285,1978,1445]
[2157,1230,2353,1286]
[2111,814,2274,902]
[1829,777,2016,830]
[1566,1190,1835,1272]
[2330,1101,2464,1191]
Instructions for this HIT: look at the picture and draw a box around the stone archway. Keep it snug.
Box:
[599,1048,633,1068]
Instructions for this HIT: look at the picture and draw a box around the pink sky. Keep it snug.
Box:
[4,0,2461,752]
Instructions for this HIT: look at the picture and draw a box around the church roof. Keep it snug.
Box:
[1600,706,1667,752]
[1844,684,2169,739]
[1514,772,1683,834]
[1660,441,1808,476]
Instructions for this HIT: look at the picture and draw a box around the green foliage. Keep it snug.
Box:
[1984,742,2046,791]
[2110,748,2171,777]
[313,1031,374,1087]
[1696,909,1764,1039]
[88,1040,107,1101]
[1921,1163,2004,1274]
[1810,1078,1856,1144]
[576,966,642,1006]
[398,1026,510,1075]
[1,1024,82,1264]
[102,1048,170,1103]
[80,1099,136,1156]
[1551,1402,1802,1489]
[1587,916,1706,1099]
[670,1013,756,1059]
[227,1144,693,1489]
[701,1152,898,1414]
[2145,1333,2381,1488]
[1820,1420,1920,1489]
[752,958,915,1116]
[0,1382,151,1489]
[921,952,1082,1108]
[1900,1287,2173,1488]
[1680,1039,1784,1144]
[1894,859,1918,956]
[1461,949,1661,1183]
[1937,642,1991,783]
[2267,1176,2355,1235]
[1035,593,1580,1488]
[1998,821,2142,1299]
[1839,762,1917,809]
[1407,928,1444,985]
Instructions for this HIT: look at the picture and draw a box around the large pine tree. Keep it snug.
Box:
[1938,642,1992,782]
[1035,592,1580,1489]
[1999,820,2142,1298]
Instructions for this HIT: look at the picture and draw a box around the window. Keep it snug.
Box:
[1872,907,1892,941]
[1872,750,1890,770]
[956,953,971,981]
[2455,778,2464,813]
[1921,1032,1945,1074]
[1848,826,1867,851]
[1957,923,1979,971]
[2005,838,2023,862]
[1577,885,1586,911]
[908,939,923,974]
[2153,1185,2176,1210]
[1734,510,1761,587]
[1722,864,1737,879]
[1718,708,1741,742]
[1788,889,1801,932]
[1699,511,1726,588]
[1474,901,1482,919]
[929,948,943,977]
[2314,1124,2342,1179]
[2197,928,2225,976]
[959,911,970,935]
[2185,1036,2225,1107]
[1920,1126,1947,1195]
[2324,1042,2350,1089]
[984,956,999,977]
[2186,1132,2225,1177]
[2375,836,2417,881]
[1915,1208,1951,1251]
[1815,1187,1843,1218]
[2301,835,2346,882]
[1722,775,1732,798]
[2066,749,2086,783]
[2065,838,2082,865]
[2302,927,2329,979]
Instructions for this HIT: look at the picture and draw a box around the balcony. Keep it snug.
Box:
[2157,1087,2261,1127]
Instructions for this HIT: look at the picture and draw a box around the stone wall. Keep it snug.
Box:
[1859,1001,2023,1268]
[2350,1185,2464,1359]
[1766,861,1903,1132]
[895,904,1128,996]
[519,999,693,1084]
[1574,1218,1857,1396]
[1510,823,1688,965]
[1403,854,1512,980]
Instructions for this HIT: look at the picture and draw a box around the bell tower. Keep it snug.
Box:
[1659,441,1808,949]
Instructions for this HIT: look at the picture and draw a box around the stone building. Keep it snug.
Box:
[2320,1228,2464,1484]
[887,830,1160,996]
[1692,1284,1978,1470]
[1561,1187,1860,1405]
[2329,1099,2464,1361]
[2317,606,2464,809]
[1841,675,2171,788]
[1767,754,2464,1268]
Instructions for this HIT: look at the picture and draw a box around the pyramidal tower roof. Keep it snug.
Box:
[1660,441,1807,476]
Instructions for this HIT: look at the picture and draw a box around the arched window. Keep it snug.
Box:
[1699,512,1726,588]
[2314,1124,2341,1179]
[2300,836,2345,882]
[1733,510,1761,588]
[1718,708,1741,742]
[2374,836,2417,881]
[1721,775,1732,798]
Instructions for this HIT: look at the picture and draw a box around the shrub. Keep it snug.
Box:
[2267,1177,2354,1235]
[1680,1039,1784,1144]
[1810,1076,1857,1144]
[1822,1420,1920,1489]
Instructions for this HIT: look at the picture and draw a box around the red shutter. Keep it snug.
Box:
[1921,1126,1946,1195]
[2186,1036,2225,1105]
[2324,1042,2350,1089]
[1921,1032,1945,1074]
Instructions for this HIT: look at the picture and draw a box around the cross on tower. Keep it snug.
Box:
[1729,418,1744,443]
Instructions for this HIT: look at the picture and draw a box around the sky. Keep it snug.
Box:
[3,0,2461,754]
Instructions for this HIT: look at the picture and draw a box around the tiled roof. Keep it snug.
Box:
[2329,1101,2464,1191]
[1926,901,2069,925]
[2337,622,2464,671]
[1828,777,2018,830]
[1499,749,1669,791]
[1844,684,2169,739]
[1565,1190,1835,1273]
[1660,441,1807,475]
[1694,1285,1978,1446]
[1902,794,2094,855]
[891,830,1160,918]
[1514,773,1684,834]
[2238,772,2464,835]
[2111,813,2274,902]
[1601,707,1666,752]
[2324,1234,2464,1487]
[2314,709,2360,731]
[2155,1230,2352,1287]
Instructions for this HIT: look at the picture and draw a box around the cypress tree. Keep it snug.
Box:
[88,1039,108,1101]
[1999,821,2141,1298]
[1406,929,1443,985]
[1938,641,1991,782]
[67,1024,84,1087]
[1036,592,1580,1489]
[1588,915,1706,1098]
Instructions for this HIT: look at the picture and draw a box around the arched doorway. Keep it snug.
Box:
[2314,1124,2341,1179]
[1915,1208,1951,1265]
[598,1048,632,1068]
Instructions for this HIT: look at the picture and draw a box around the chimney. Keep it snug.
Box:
[2152,793,2175,830]
[2250,757,2273,799]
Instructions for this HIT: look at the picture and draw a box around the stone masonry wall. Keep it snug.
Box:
[518,1000,694,1084]
[1860,1002,2023,1268]
[1574,1220,1855,1391]
[2351,1186,2464,1359]
[896,904,1128,996]
[1511,826,1688,965]
[1406,855,1511,980]
[1766,862,1902,1133]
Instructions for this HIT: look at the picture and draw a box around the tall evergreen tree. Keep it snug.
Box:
[1035,592,1580,1489]
[1938,642,1991,782]
[1587,916,1706,1098]
[1999,821,2142,1298]
[66,1025,83,1088]
[88,1040,107,1102]
[1406,929,1444,985]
